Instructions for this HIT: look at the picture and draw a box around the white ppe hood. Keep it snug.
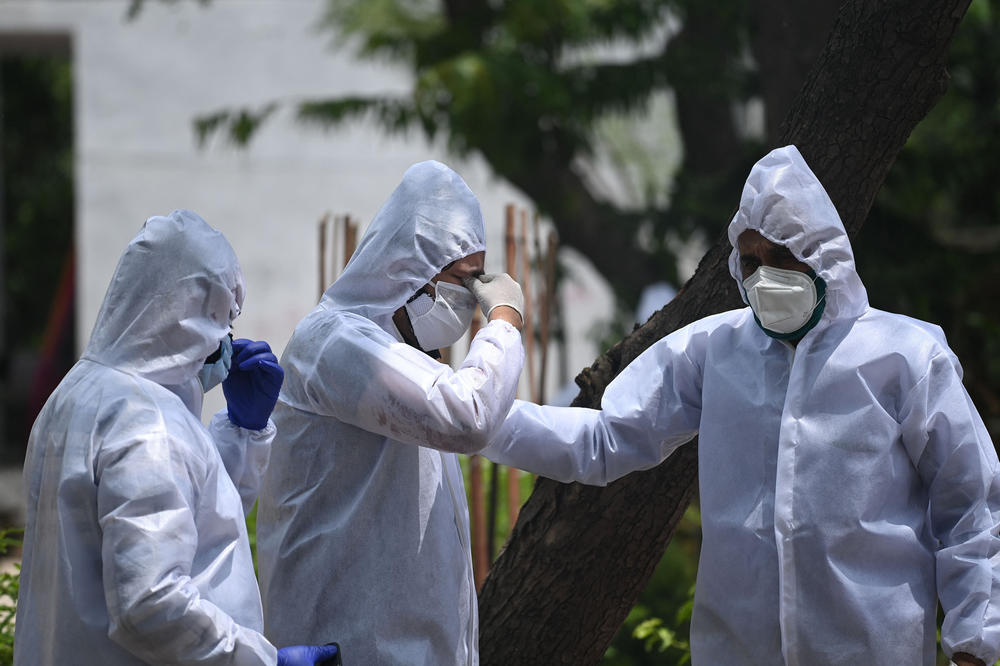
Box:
[85,208,245,389]
[727,143,868,323]
[484,146,1000,665]
[16,210,277,665]
[257,162,523,665]
[323,159,485,330]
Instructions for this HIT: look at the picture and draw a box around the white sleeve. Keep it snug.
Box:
[208,410,275,514]
[96,432,277,665]
[901,351,1000,665]
[300,317,524,454]
[482,326,703,486]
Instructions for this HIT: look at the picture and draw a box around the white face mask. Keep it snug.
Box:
[742,265,823,336]
[405,281,477,351]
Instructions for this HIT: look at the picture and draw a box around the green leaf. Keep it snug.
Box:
[194,104,278,147]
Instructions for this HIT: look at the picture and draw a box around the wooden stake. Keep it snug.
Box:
[538,230,558,405]
[318,213,330,301]
[344,216,358,266]
[506,209,529,527]
[489,205,518,549]
[521,210,536,403]
[504,205,517,279]
[467,309,489,589]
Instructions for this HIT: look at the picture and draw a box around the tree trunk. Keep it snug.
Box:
[749,0,842,143]
[478,1,972,663]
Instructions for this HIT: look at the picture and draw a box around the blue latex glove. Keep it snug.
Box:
[276,643,341,666]
[222,338,284,430]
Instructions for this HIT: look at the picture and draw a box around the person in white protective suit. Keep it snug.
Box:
[482,145,1000,666]
[256,161,525,665]
[15,210,339,666]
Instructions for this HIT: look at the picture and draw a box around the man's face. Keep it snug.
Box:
[393,250,485,353]
[737,230,810,278]
[429,250,485,294]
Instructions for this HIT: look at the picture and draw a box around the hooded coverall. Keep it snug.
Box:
[483,146,1000,665]
[16,210,278,665]
[256,161,524,665]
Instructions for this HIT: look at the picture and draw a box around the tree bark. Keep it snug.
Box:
[478,1,972,663]
[749,0,842,143]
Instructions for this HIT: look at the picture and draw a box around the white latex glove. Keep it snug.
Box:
[463,273,524,323]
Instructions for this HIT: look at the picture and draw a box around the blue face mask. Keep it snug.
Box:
[198,334,233,392]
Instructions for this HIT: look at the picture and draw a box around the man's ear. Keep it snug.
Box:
[392,306,417,346]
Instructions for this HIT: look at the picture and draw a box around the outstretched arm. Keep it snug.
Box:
[483,325,705,486]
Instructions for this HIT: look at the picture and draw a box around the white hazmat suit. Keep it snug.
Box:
[15,210,278,665]
[257,162,524,665]
[483,146,1000,665]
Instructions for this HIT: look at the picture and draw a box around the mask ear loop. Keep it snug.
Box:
[810,271,828,307]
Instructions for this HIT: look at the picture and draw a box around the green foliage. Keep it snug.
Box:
[125,0,210,20]
[197,0,760,304]
[856,0,1000,440]
[245,502,258,576]
[195,104,277,148]
[632,615,690,660]
[0,528,23,666]
[306,0,696,167]
[0,56,73,352]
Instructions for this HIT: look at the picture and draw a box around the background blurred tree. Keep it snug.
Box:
[200,0,841,310]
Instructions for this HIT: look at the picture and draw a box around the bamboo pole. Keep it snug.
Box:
[488,204,518,555]
[520,210,536,404]
[467,309,489,589]
[505,209,531,527]
[504,205,517,278]
[538,230,558,405]
[344,216,358,266]
[318,213,330,301]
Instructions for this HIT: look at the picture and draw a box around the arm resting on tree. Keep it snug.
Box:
[483,327,704,485]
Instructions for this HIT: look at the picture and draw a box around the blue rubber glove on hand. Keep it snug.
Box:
[222,338,284,430]
[277,644,340,666]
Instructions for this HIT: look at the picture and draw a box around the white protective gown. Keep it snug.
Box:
[256,161,524,665]
[483,146,1000,665]
[15,210,278,665]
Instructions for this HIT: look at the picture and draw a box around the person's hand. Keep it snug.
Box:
[463,273,524,330]
[276,643,340,665]
[222,338,284,430]
[951,653,986,666]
